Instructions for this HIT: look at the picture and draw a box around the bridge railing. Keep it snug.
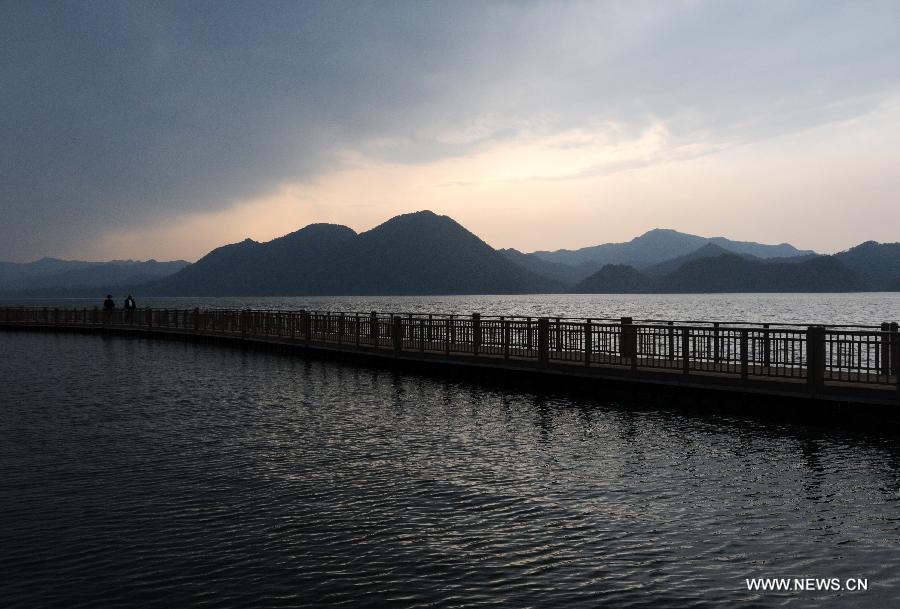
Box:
[2,307,897,391]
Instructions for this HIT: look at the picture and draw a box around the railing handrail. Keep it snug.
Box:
[0,305,891,330]
[2,307,897,394]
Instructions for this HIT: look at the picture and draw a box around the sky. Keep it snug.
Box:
[2,0,900,263]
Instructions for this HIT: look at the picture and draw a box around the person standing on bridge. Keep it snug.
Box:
[102,294,115,324]
[124,294,136,323]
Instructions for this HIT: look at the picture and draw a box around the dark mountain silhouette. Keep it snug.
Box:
[643,243,754,277]
[6,216,894,296]
[150,225,359,295]
[834,241,900,290]
[704,236,810,259]
[572,264,652,293]
[653,253,866,293]
[532,228,814,268]
[756,253,820,264]
[498,248,589,284]
[572,253,867,293]
[146,211,560,296]
[0,258,189,296]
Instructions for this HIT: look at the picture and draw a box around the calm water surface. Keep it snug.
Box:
[3,292,899,325]
[2,331,899,607]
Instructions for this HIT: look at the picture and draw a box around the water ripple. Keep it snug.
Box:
[1,331,899,607]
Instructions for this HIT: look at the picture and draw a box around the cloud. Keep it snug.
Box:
[3,0,900,260]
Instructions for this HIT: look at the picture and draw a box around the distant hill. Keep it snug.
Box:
[145,211,560,296]
[653,253,866,293]
[834,241,900,290]
[532,228,814,269]
[572,251,868,294]
[498,248,590,284]
[642,243,753,277]
[0,258,189,296]
[572,264,652,293]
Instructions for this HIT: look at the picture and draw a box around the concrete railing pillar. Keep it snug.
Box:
[472,313,481,356]
[584,320,592,366]
[301,310,311,344]
[503,319,511,360]
[619,317,636,361]
[890,322,899,377]
[740,329,749,380]
[880,322,891,377]
[392,315,403,354]
[667,321,675,361]
[806,325,826,395]
[537,317,550,364]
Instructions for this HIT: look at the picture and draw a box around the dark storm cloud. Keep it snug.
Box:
[1,1,496,258]
[2,1,900,260]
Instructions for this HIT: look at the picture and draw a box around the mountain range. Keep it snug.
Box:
[0,258,189,297]
[1,211,897,296]
[142,211,559,296]
[531,228,814,267]
[571,241,900,293]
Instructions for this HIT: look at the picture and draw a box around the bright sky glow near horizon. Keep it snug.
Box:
[2,1,900,262]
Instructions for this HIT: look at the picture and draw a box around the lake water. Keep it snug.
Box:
[1,330,899,607]
[3,292,900,326]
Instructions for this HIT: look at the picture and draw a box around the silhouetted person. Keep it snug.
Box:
[103,294,115,323]
[124,294,136,323]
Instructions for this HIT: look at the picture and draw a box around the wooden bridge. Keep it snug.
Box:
[2,306,899,409]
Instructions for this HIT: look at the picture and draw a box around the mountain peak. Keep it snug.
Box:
[366,210,465,237]
[383,209,447,225]
[639,228,685,236]
[271,223,357,244]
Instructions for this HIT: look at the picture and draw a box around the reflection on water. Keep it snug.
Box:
[3,292,900,325]
[1,331,899,608]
